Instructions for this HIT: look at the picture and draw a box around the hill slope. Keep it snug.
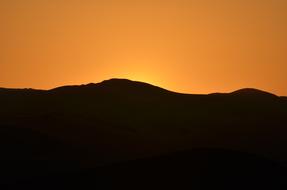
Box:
[0,79,287,188]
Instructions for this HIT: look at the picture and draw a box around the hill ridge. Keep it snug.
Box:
[0,79,283,98]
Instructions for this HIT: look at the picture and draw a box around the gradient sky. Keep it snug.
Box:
[1,0,286,95]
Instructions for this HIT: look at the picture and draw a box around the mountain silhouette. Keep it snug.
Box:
[230,88,279,101]
[50,78,171,97]
[231,88,276,96]
[0,78,287,189]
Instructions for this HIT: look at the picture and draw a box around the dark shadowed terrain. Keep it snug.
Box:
[0,79,287,189]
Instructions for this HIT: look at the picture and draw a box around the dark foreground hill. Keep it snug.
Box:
[3,149,287,189]
[0,79,287,189]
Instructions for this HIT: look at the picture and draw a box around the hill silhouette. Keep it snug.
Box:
[50,78,171,97]
[0,78,287,189]
[231,88,277,97]
[5,149,287,189]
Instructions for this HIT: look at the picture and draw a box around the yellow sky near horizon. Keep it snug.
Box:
[1,0,286,95]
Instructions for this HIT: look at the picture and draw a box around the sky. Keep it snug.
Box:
[1,0,286,95]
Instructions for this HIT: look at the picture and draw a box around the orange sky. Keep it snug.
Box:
[1,0,286,95]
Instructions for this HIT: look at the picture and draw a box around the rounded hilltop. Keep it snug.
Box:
[231,88,278,98]
[93,78,171,94]
[50,78,172,95]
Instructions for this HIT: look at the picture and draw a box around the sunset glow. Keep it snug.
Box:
[1,0,286,95]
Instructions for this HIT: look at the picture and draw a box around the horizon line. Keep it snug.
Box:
[0,78,285,97]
